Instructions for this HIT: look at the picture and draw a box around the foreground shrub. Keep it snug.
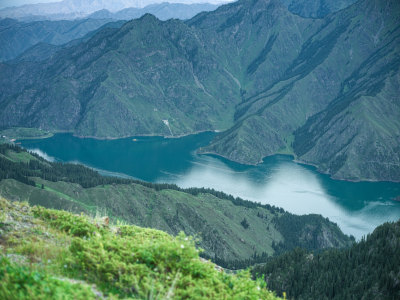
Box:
[0,257,95,300]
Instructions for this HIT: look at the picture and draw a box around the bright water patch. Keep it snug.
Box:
[19,132,400,239]
[27,148,56,162]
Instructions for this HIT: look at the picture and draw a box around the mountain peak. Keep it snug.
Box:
[138,12,160,22]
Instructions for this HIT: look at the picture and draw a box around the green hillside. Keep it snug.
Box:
[0,144,353,269]
[0,197,280,299]
[0,14,237,138]
[281,0,356,18]
[0,18,117,62]
[253,219,400,299]
[198,0,400,182]
[0,0,398,181]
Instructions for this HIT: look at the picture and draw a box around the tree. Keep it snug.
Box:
[241,218,249,229]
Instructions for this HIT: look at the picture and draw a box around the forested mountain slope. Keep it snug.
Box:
[0,0,399,181]
[253,219,400,299]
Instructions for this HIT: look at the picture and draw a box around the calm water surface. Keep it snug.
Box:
[19,132,400,239]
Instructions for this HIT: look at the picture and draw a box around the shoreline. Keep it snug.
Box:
[15,132,55,140]
[14,128,217,142]
[200,150,400,184]
[72,129,217,140]
[14,128,400,184]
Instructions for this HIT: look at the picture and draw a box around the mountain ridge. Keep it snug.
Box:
[0,18,120,62]
[0,0,399,181]
[0,0,356,21]
[196,0,400,181]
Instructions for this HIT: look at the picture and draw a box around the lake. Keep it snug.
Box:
[19,132,400,239]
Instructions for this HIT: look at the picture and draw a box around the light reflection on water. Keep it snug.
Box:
[161,154,400,239]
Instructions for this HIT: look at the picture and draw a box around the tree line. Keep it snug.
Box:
[252,220,400,299]
[0,143,284,214]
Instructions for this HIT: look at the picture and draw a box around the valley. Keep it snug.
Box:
[0,0,399,182]
[0,0,399,298]
[17,132,400,239]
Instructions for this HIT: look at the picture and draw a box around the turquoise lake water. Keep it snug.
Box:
[19,132,400,239]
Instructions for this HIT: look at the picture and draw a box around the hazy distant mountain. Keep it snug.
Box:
[0,0,399,181]
[0,0,61,10]
[0,18,117,62]
[6,20,126,63]
[88,3,219,21]
[0,2,219,62]
[0,0,356,21]
[0,0,228,20]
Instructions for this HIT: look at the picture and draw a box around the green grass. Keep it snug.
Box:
[0,127,54,142]
[0,197,280,299]
[36,183,97,212]
[5,151,38,163]
[276,134,294,155]
[0,258,97,300]
[0,178,283,263]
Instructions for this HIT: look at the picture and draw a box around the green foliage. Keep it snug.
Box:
[272,213,352,254]
[0,198,280,299]
[253,220,400,299]
[207,251,270,271]
[240,218,249,229]
[32,206,99,238]
[0,257,96,300]
[0,127,53,141]
[67,227,278,299]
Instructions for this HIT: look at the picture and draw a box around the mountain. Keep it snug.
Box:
[0,0,357,21]
[195,0,400,181]
[0,18,119,62]
[0,143,353,268]
[0,0,131,20]
[0,0,228,20]
[0,0,399,181]
[253,219,400,299]
[9,20,126,63]
[0,2,220,62]
[0,14,238,137]
[0,197,280,299]
[88,3,220,21]
[0,0,63,10]
[280,0,357,18]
